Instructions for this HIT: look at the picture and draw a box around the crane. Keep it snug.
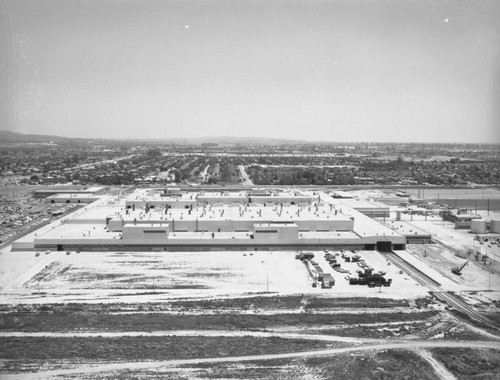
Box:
[451,260,469,276]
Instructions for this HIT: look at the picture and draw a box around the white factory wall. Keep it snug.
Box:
[122,225,170,240]
[106,217,354,233]
[253,223,299,243]
[45,196,99,204]
[197,196,247,204]
[32,232,406,249]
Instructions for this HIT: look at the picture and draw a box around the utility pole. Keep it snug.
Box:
[266,275,269,293]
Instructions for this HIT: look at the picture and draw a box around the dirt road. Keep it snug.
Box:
[0,330,371,343]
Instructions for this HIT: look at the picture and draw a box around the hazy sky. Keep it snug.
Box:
[1,0,499,143]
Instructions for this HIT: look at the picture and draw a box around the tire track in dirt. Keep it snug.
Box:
[417,349,456,380]
[1,253,55,291]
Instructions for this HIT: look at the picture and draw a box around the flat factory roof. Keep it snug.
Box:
[111,204,350,223]
[36,224,121,240]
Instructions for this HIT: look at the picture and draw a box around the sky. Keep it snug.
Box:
[0,0,499,143]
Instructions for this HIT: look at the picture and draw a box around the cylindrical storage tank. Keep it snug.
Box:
[471,219,487,234]
[491,214,500,234]
[396,211,401,221]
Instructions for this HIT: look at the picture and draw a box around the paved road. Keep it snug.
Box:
[238,165,254,186]
[199,165,210,182]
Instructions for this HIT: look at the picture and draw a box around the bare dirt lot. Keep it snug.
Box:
[0,249,427,304]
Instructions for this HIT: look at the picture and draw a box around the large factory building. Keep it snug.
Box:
[13,188,406,252]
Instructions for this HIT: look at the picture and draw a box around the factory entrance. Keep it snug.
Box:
[376,241,392,252]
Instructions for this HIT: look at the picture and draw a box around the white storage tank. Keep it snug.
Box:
[491,214,500,234]
[471,219,487,234]
[396,211,401,221]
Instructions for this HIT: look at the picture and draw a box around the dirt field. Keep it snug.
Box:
[0,336,341,362]
[0,249,427,304]
[0,349,444,380]
[3,291,496,378]
[151,350,443,380]
[0,304,439,333]
[432,348,500,379]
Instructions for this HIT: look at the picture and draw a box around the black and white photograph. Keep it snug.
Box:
[0,0,499,378]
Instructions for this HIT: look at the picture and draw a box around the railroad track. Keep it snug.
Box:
[385,251,500,331]
[402,220,500,278]
[387,251,441,287]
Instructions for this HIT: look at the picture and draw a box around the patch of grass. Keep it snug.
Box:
[175,350,441,380]
[413,297,435,309]
[168,295,413,311]
[0,309,439,332]
[304,349,441,380]
[0,336,339,362]
[446,308,500,333]
[170,295,305,310]
[303,297,411,310]
[314,321,432,339]
[486,312,500,325]
[0,296,428,315]
[432,348,500,379]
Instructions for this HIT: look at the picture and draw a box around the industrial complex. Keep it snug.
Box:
[13,188,408,252]
[2,185,500,379]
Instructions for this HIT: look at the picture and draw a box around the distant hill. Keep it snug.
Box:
[0,130,71,144]
[1,130,498,147]
[0,130,305,146]
[158,136,306,145]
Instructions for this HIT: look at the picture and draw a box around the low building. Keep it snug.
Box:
[45,194,101,204]
[34,186,106,198]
